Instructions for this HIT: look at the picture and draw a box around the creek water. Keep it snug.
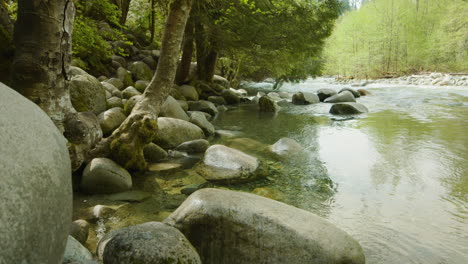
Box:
[212,78,468,264]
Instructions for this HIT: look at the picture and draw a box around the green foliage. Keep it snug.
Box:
[323,0,468,78]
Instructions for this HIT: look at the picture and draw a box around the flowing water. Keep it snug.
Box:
[212,78,468,264]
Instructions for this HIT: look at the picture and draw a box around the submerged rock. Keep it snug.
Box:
[269,138,303,158]
[80,158,132,194]
[154,117,204,149]
[98,222,201,264]
[164,188,365,264]
[329,102,369,115]
[324,91,356,103]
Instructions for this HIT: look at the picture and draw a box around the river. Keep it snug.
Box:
[212,78,468,264]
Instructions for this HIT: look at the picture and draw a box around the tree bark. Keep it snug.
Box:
[195,20,217,82]
[11,0,76,132]
[112,0,132,25]
[91,0,193,170]
[150,0,156,42]
[176,15,194,84]
[0,2,14,84]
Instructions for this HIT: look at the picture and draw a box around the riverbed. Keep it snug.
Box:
[215,78,468,264]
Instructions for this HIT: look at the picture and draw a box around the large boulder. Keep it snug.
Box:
[324,91,356,103]
[221,89,241,104]
[0,83,72,264]
[213,74,230,88]
[122,86,141,99]
[329,102,369,115]
[338,88,360,98]
[292,92,320,105]
[165,189,365,264]
[196,145,265,184]
[189,111,215,136]
[188,100,218,116]
[97,107,127,136]
[259,95,280,112]
[98,222,201,264]
[154,117,205,149]
[317,88,337,102]
[105,78,124,90]
[70,73,107,114]
[143,143,168,163]
[128,61,153,81]
[207,95,226,105]
[70,220,90,245]
[80,158,132,194]
[106,96,124,109]
[160,95,190,121]
[134,80,149,93]
[62,236,93,264]
[116,67,134,87]
[178,85,199,101]
[176,139,210,154]
[112,55,126,68]
[269,138,303,158]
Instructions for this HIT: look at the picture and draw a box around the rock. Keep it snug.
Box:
[112,55,126,68]
[232,88,248,96]
[222,89,241,104]
[259,95,280,112]
[69,66,89,77]
[430,72,443,79]
[165,189,365,264]
[338,88,360,98]
[197,145,265,184]
[188,100,218,116]
[142,56,157,70]
[70,73,107,114]
[217,105,228,112]
[98,76,108,82]
[70,220,90,245]
[317,88,337,102]
[279,92,292,99]
[80,158,132,194]
[178,100,189,111]
[134,80,149,93]
[324,91,356,103]
[122,86,141,99]
[208,95,226,105]
[98,107,127,135]
[105,90,112,99]
[98,222,201,263]
[123,95,143,115]
[62,236,93,264]
[188,110,212,120]
[257,91,266,97]
[0,83,72,264]
[292,92,319,105]
[148,163,183,173]
[176,139,210,154]
[105,78,124,90]
[213,74,230,88]
[161,95,190,121]
[116,67,134,87]
[178,85,199,101]
[181,183,210,196]
[143,143,168,163]
[128,61,153,81]
[154,117,205,149]
[106,96,124,109]
[329,102,368,115]
[357,89,370,96]
[269,138,303,158]
[102,82,121,98]
[190,111,215,136]
[439,76,452,86]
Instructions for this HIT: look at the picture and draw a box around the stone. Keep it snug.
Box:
[196,145,265,184]
[181,183,210,196]
[80,158,132,194]
[70,220,90,245]
[112,55,126,68]
[269,138,303,158]
[134,80,149,93]
[208,95,226,105]
[178,85,199,101]
[69,66,89,77]
[148,163,183,173]
[97,107,127,136]
[232,88,248,96]
[178,100,189,111]
[317,88,337,102]
[338,88,360,98]
[70,73,107,114]
[176,139,210,153]
[259,95,280,112]
[142,56,157,70]
[190,111,215,136]
[154,117,205,149]
[106,96,124,109]
[161,95,190,121]
[171,86,187,100]
[128,61,153,81]
[188,100,218,116]
[105,90,112,99]
[98,76,108,82]
[98,222,201,263]
[124,95,143,115]
[292,92,320,105]
[279,92,292,99]
[102,82,122,98]
[122,86,141,99]
[164,189,365,264]
[116,67,134,87]
[143,143,168,163]
[105,78,124,90]
[0,83,72,264]
[62,236,93,264]
[329,102,369,115]
[217,105,228,112]
[324,91,356,103]
[221,89,241,104]
[213,74,230,88]
[357,89,370,96]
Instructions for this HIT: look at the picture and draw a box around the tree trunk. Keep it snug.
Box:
[112,0,131,25]
[11,0,76,132]
[92,0,193,170]
[150,0,156,42]
[0,2,14,84]
[195,20,217,82]
[176,15,194,84]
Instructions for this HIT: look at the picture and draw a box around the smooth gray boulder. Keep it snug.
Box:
[178,100,189,111]
[176,139,210,153]
[143,143,168,163]
[188,100,218,116]
[154,117,205,149]
[62,236,93,264]
[122,86,141,99]
[259,95,280,112]
[269,138,303,158]
[0,83,72,264]
[329,103,369,115]
[112,55,126,68]
[179,85,199,101]
[190,111,215,136]
[70,220,90,245]
[106,96,124,109]
[213,74,230,88]
[97,107,126,135]
[105,78,124,90]
[165,189,365,264]
[134,80,149,93]
[208,95,226,105]
[324,91,356,103]
[80,158,132,194]
[292,92,320,105]
[128,61,153,81]
[221,89,241,104]
[339,88,360,98]
[98,222,201,264]
[160,95,190,121]
[116,67,134,87]
[317,88,337,102]
[197,145,265,184]
[70,73,107,114]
